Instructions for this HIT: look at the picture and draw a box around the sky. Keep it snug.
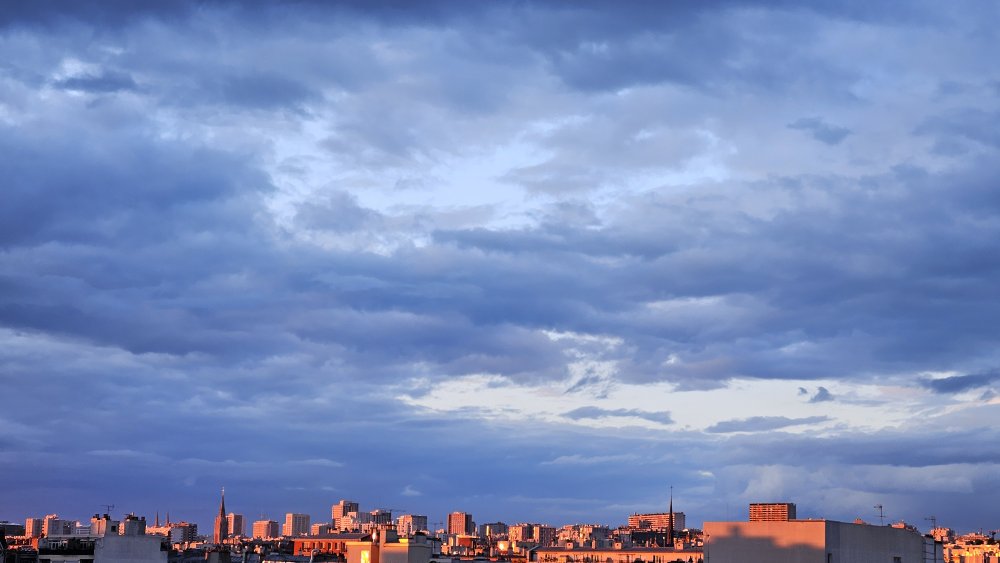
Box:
[2,0,1000,535]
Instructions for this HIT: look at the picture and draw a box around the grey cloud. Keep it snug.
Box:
[788,117,852,145]
[54,70,137,93]
[920,371,999,394]
[705,415,831,433]
[563,406,673,425]
[808,387,834,403]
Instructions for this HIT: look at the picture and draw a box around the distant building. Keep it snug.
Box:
[448,512,474,536]
[627,512,686,532]
[333,500,361,530]
[252,519,280,539]
[284,513,311,537]
[43,514,76,537]
[90,514,120,537]
[175,522,199,544]
[478,521,508,539]
[227,512,244,537]
[36,516,168,563]
[535,525,557,547]
[749,502,797,522]
[536,544,702,563]
[25,517,43,538]
[397,515,429,537]
[313,523,334,535]
[509,524,534,543]
[703,519,943,563]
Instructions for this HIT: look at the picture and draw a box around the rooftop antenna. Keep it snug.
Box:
[102,504,115,516]
[874,504,885,526]
[925,516,937,533]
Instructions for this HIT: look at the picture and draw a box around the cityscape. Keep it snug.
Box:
[2,495,998,562]
[3,1,1000,563]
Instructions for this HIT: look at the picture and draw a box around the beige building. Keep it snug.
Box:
[346,529,432,563]
[703,519,942,563]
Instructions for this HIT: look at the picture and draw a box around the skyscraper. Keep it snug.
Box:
[213,488,229,544]
[284,513,310,537]
[448,512,474,535]
[227,513,245,537]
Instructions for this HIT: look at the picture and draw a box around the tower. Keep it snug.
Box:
[213,487,229,544]
[668,486,674,543]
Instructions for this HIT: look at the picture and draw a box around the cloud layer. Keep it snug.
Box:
[1,0,998,533]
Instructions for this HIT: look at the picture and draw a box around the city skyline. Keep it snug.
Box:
[2,0,1000,537]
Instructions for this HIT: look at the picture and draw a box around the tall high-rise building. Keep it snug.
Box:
[25,518,43,538]
[227,513,245,537]
[213,488,229,544]
[284,513,310,537]
[332,500,360,530]
[397,514,429,537]
[448,512,474,536]
[748,502,797,522]
[252,520,280,539]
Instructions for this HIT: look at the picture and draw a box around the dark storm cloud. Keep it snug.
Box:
[920,371,1000,394]
[563,406,674,425]
[705,415,830,433]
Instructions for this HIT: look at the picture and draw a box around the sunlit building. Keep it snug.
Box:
[397,515,429,537]
[284,513,311,537]
[749,502,796,522]
[448,512,474,536]
[227,513,245,537]
[627,512,686,532]
[253,519,280,539]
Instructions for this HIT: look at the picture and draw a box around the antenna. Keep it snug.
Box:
[925,516,937,532]
[102,504,115,516]
[874,505,885,526]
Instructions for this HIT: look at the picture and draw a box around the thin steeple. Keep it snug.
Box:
[219,487,226,517]
[668,485,674,543]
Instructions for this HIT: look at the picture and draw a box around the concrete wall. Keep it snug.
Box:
[704,520,938,563]
[826,521,927,563]
[95,534,168,563]
[705,520,826,563]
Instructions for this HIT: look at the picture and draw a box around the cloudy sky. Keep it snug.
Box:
[2,1,999,534]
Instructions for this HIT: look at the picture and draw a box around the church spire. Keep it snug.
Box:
[213,487,229,544]
[668,485,674,543]
[155,511,160,527]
